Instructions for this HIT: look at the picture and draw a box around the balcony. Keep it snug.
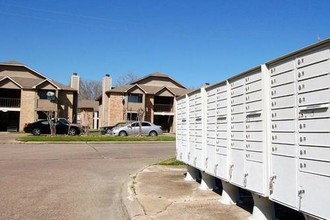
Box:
[36,99,57,111]
[0,97,20,108]
[126,102,144,111]
[154,104,173,113]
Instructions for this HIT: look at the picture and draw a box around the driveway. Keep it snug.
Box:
[0,141,175,219]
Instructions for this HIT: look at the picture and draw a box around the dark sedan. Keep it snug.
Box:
[24,118,83,136]
[100,122,127,135]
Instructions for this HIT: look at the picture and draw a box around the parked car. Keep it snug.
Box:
[24,118,83,136]
[111,121,162,136]
[100,122,127,135]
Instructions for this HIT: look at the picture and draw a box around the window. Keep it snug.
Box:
[127,113,138,121]
[142,122,151,126]
[128,94,143,103]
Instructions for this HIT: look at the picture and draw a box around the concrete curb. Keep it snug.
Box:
[120,166,149,219]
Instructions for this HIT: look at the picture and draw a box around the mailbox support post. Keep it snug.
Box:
[199,172,217,190]
[219,181,239,205]
[185,165,199,181]
[250,193,275,220]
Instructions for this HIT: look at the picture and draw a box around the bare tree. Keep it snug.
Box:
[137,108,144,136]
[113,72,139,87]
[43,111,56,136]
[79,78,102,100]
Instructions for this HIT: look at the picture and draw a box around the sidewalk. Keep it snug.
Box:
[121,165,251,220]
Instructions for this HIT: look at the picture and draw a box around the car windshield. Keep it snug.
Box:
[117,122,129,127]
[58,118,70,125]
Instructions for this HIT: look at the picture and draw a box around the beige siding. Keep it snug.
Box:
[35,81,57,90]
[0,78,21,89]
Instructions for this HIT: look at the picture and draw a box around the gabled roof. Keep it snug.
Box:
[107,84,188,97]
[32,78,61,90]
[1,61,48,79]
[0,76,23,88]
[0,61,76,91]
[155,86,176,96]
[125,84,147,93]
[129,72,187,89]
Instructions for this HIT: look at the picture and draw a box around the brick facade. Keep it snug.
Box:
[145,95,154,123]
[108,94,124,126]
[20,90,36,130]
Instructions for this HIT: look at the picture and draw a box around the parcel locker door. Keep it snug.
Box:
[299,172,330,220]
[205,144,216,176]
[270,155,298,209]
[215,152,229,180]
[245,160,265,194]
[230,149,245,187]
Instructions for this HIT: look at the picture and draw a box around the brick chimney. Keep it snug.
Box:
[70,73,80,93]
[70,73,80,123]
[101,74,112,127]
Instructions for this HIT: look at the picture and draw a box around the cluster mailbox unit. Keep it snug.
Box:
[176,39,330,220]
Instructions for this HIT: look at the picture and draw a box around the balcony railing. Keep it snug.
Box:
[0,97,20,108]
[154,104,173,112]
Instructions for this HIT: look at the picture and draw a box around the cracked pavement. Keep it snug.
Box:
[128,166,251,220]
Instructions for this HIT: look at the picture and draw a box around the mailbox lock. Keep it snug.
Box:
[298,189,305,197]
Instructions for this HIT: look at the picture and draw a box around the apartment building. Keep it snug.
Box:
[0,61,79,132]
[97,72,189,133]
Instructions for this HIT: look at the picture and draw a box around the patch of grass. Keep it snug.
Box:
[156,157,185,166]
[130,175,137,194]
[18,134,176,142]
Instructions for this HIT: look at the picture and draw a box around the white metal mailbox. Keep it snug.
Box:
[176,38,330,220]
[205,82,229,179]
[227,66,268,195]
[176,95,189,164]
[267,40,330,219]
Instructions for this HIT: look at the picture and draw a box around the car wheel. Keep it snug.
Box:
[119,131,127,136]
[68,128,77,136]
[32,128,41,136]
[149,131,158,136]
[106,129,112,135]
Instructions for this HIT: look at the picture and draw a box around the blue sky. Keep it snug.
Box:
[1,0,330,88]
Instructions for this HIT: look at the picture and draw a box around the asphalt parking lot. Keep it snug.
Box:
[0,135,175,219]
